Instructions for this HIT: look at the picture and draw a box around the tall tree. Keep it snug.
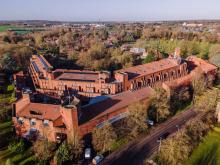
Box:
[55,140,83,164]
[92,123,117,153]
[191,67,207,102]
[150,88,170,123]
[126,101,149,137]
[157,130,191,165]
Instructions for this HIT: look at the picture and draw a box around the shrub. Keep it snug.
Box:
[8,139,25,154]
[5,159,14,165]
[7,85,14,92]
[55,141,72,164]
[33,140,56,161]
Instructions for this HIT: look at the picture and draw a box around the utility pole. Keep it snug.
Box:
[158,138,162,152]
[176,125,179,132]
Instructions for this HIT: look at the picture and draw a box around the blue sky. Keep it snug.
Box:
[0,0,220,21]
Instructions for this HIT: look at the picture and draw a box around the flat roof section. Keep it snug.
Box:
[55,71,99,82]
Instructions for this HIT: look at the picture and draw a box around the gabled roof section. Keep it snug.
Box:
[79,87,154,125]
[17,103,61,121]
[116,58,180,80]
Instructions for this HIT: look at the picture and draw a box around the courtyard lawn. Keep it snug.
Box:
[186,127,220,165]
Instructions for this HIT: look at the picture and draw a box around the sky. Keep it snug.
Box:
[0,0,220,21]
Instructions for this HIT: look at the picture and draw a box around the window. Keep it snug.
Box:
[30,110,42,115]
[43,120,49,126]
[18,117,24,125]
[164,73,168,79]
[30,119,36,126]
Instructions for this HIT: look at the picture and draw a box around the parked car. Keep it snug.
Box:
[146,119,154,126]
[157,132,170,142]
[22,87,32,94]
[85,148,91,159]
[92,154,104,165]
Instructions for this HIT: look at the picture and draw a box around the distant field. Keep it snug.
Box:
[186,126,220,165]
[0,25,16,32]
[0,25,44,34]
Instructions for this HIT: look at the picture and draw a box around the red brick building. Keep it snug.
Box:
[13,87,154,142]
[29,54,188,99]
[13,53,218,142]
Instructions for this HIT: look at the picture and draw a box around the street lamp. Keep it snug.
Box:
[176,125,179,131]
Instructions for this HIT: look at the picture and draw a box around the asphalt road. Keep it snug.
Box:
[101,109,197,165]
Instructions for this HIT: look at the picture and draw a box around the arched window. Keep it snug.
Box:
[164,73,168,79]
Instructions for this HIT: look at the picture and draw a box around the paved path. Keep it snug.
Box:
[101,109,197,165]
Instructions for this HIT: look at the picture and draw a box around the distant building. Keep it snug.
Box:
[129,47,147,59]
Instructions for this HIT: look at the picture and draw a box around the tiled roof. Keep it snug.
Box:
[79,87,154,125]
[116,58,180,80]
[187,56,218,73]
[163,74,192,88]
[53,116,65,127]
[17,103,61,121]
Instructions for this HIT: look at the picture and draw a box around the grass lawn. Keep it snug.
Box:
[0,25,15,32]
[0,121,37,165]
[186,127,220,165]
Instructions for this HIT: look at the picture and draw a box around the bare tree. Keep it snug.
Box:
[92,123,117,153]
[192,67,207,101]
[151,88,170,123]
[157,130,192,165]
[126,101,149,137]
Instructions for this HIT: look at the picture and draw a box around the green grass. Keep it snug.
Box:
[0,25,44,34]
[0,149,37,165]
[110,138,128,151]
[186,127,220,165]
[0,91,36,165]
[0,121,36,165]
[175,102,193,115]
[0,121,12,129]
[0,25,15,32]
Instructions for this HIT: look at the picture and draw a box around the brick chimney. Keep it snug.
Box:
[60,97,81,143]
[14,93,30,116]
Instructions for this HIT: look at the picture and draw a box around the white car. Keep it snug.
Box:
[92,154,104,164]
[85,148,91,159]
[147,120,154,126]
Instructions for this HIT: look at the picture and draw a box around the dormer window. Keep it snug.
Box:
[30,110,42,116]
[30,119,36,126]
[18,117,24,125]
[43,120,49,126]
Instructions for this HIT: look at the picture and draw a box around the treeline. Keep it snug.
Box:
[155,88,218,165]
[1,23,220,73]
[142,26,220,43]
[153,68,219,165]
